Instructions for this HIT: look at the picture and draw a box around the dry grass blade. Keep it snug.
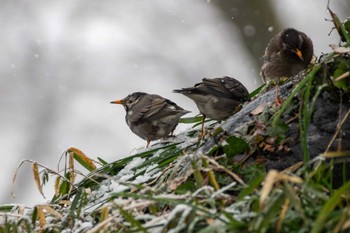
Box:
[11,160,28,198]
[332,207,350,233]
[100,206,109,221]
[283,161,304,173]
[36,204,63,219]
[54,176,61,196]
[68,152,75,184]
[260,170,278,209]
[202,156,220,191]
[335,71,350,81]
[311,181,350,233]
[12,160,47,199]
[325,107,350,153]
[32,163,45,199]
[147,163,174,186]
[201,154,246,186]
[11,159,80,199]
[86,216,114,233]
[68,147,97,171]
[260,170,303,209]
[321,151,350,158]
[36,205,46,230]
[167,168,193,191]
[123,200,155,211]
[276,198,290,233]
[342,218,350,231]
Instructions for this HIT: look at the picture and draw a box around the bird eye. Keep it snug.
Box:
[126,98,136,108]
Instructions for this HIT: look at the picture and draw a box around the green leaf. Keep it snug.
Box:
[207,144,220,156]
[71,150,97,172]
[179,115,202,124]
[198,224,231,233]
[311,180,350,233]
[332,58,350,91]
[223,136,249,158]
[328,7,350,45]
[345,19,350,30]
[115,205,148,233]
[250,83,266,98]
[97,157,108,165]
[237,172,264,200]
[31,206,38,227]
[221,211,248,231]
[255,192,286,232]
[175,180,196,194]
[0,205,17,212]
[41,169,49,185]
[59,172,72,196]
[269,118,289,141]
[192,159,204,188]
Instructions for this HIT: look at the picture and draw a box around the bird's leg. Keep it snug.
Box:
[275,84,282,106]
[146,140,151,148]
[274,78,287,106]
[200,114,206,138]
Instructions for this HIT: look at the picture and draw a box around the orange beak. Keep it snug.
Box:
[110,99,123,104]
[295,48,304,61]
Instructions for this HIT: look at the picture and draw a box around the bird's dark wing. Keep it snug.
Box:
[144,97,169,119]
[173,81,206,95]
[134,95,168,120]
[139,94,187,121]
[263,32,284,63]
[124,94,164,123]
[203,77,250,101]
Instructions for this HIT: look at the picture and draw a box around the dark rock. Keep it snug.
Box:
[197,80,350,185]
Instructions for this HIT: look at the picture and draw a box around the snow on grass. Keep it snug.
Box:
[87,156,162,211]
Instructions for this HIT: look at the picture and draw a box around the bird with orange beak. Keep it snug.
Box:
[260,28,314,104]
[111,92,189,147]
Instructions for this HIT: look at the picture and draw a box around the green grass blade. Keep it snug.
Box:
[311,181,350,233]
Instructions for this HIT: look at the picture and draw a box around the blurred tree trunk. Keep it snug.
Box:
[212,0,282,73]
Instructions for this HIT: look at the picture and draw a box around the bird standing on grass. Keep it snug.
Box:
[173,76,250,137]
[111,92,190,147]
[260,28,314,104]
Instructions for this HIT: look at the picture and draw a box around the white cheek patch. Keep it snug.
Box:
[128,110,133,116]
[168,105,176,110]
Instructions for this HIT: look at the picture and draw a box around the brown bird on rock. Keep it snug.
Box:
[111,92,190,147]
[260,28,314,104]
[173,76,250,136]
